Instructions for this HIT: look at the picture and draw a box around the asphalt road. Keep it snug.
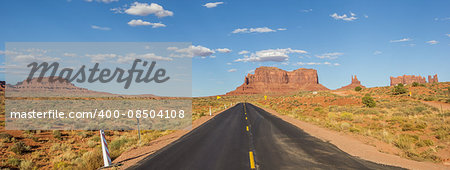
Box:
[130,103,403,170]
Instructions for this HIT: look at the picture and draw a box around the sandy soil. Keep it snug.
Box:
[108,105,234,169]
[421,101,450,111]
[257,105,450,170]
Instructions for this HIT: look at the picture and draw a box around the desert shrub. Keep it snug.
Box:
[54,162,72,169]
[7,158,21,167]
[77,147,103,170]
[340,122,351,130]
[53,130,62,140]
[412,82,419,87]
[0,133,13,143]
[340,112,353,121]
[393,84,407,95]
[395,134,418,150]
[9,141,31,154]
[91,136,100,142]
[362,95,376,108]
[19,160,34,170]
[402,123,414,131]
[416,139,434,147]
[415,122,427,130]
[422,139,434,146]
[87,140,97,148]
[354,86,362,92]
[424,96,436,101]
[78,131,90,139]
[50,143,71,153]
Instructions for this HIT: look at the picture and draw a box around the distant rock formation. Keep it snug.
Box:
[428,74,438,83]
[390,74,438,86]
[227,66,329,95]
[6,76,113,96]
[337,75,365,90]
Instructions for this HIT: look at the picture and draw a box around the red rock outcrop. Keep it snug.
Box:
[227,67,328,95]
[428,74,438,83]
[337,75,365,90]
[390,74,438,86]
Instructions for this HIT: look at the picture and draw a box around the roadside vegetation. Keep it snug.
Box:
[0,93,242,169]
[255,82,450,163]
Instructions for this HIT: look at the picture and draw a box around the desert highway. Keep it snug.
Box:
[130,103,403,170]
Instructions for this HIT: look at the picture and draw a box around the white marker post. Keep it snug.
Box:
[209,106,212,116]
[100,130,112,167]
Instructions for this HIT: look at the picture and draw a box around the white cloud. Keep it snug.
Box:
[127,19,166,28]
[203,2,224,8]
[330,12,357,21]
[295,62,340,66]
[63,53,77,57]
[390,38,412,43]
[215,48,231,53]
[227,68,237,72]
[373,51,382,55]
[232,27,286,34]
[117,53,172,63]
[446,33,450,37]
[226,62,232,65]
[296,62,321,65]
[248,69,255,74]
[300,9,312,13]
[235,48,307,62]
[91,25,111,31]
[238,50,249,55]
[364,15,369,18]
[85,53,117,63]
[122,2,173,17]
[315,52,343,59]
[85,0,118,3]
[168,45,215,58]
[210,55,216,58]
[0,50,19,55]
[426,40,439,45]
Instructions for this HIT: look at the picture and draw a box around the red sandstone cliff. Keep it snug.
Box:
[390,74,438,86]
[227,67,329,95]
[337,75,365,90]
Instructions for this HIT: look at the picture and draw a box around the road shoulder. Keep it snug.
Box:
[110,106,234,169]
[254,103,449,170]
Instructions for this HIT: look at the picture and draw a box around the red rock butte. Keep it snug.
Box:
[336,75,365,90]
[390,74,438,86]
[227,66,329,95]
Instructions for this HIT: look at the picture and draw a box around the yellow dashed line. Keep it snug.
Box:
[246,126,249,131]
[245,117,247,120]
[249,151,256,169]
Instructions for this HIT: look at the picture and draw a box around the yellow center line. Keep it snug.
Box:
[246,126,249,131]
[249,151,256,169]
[245,117,247,120]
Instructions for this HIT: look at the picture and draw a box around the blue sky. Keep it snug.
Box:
[0,0,449,97]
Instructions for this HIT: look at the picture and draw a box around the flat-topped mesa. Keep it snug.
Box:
[8,76,88,91]
[337,75,366,90]
[227,66,328,95]
[390,74,438,86]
